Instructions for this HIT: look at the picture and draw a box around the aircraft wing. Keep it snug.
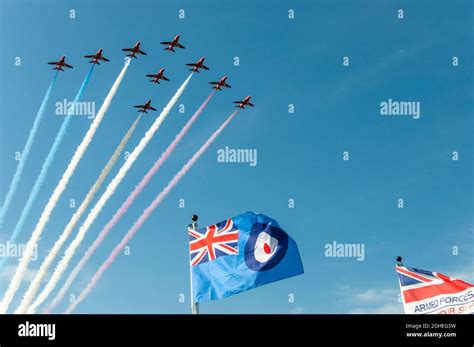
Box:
[101,57,110,62]
[160,41,172,45]
[138,50,147,55]
[64,63,73,68]
[163,76,170,81]
[149,106,157,111]
[122,48,133,52]
[177,43,185,49]
[84,55,96,58]
[248,102,255,107]
[202,65,210,70]
[146,74,157,78]
[186,63,196,67]
[47,61,59,65]
[224,83,231,88]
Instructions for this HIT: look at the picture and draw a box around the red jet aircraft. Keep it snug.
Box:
[122,41,147,58]
[134,100,157,113]
[146,68,170,84]
[186,57,209,73]
[209,76,231,91]
[160,35,185,52]
[233,96,254,109]
[47,55,73,71]
[84,49,110,65]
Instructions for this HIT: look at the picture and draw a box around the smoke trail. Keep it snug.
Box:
[17,115,142,314]
[0,72,59,230]
[45,91,214,312]
[27,73,193,313]
[65,109,238,313]
[0,59,131,314]
[0,66,95,272]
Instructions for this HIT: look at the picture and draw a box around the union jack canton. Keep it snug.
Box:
[189,219,239,266]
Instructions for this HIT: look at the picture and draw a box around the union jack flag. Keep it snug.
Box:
[396,266,474,314]
[189,219,239,266]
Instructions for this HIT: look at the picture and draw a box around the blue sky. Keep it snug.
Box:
[0,0,472,313]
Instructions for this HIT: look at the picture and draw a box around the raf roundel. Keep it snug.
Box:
[244,223,289,271]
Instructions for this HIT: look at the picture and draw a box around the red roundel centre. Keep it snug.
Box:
[263,242,271,254]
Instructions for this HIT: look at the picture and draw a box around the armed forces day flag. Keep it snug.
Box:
[396,266,474,314]
[189,211,304,302]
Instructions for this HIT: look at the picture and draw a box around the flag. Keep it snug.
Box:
[189,211,304,302]
[396,266,474,314]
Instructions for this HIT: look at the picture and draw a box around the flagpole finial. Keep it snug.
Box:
[190,214,199,230]
[396,256,403,266]
[190,214,200,314]
[188,215,199,230]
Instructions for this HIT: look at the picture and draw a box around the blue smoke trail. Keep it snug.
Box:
[0,66,94,270]
[0,71,59,230]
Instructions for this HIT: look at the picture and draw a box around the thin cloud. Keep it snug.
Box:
[350,302,403,314]
[289,306,305,314]
[336,284,402,314]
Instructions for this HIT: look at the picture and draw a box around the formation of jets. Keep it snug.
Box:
[48,35,254,111]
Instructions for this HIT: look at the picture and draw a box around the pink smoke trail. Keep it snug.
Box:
[64,109,238,313]
[45,90,216,312]
[46,91,215,313]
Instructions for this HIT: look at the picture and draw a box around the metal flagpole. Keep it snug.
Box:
[188,214,199,314]
[395,256,407,314]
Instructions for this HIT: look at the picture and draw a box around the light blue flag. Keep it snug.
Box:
[189,211,304,302]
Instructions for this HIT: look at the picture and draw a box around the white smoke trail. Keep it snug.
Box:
[65,110,238,313]
[26,73,193,313]
[16,115,142,314]
[45,92,215,313]
[0,59,131,313]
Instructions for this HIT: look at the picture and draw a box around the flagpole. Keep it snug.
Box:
[395,256,407,314]
[189,214,199,314]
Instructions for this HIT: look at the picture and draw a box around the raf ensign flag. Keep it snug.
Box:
[396,266,474,314]
[189,211,304,302]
